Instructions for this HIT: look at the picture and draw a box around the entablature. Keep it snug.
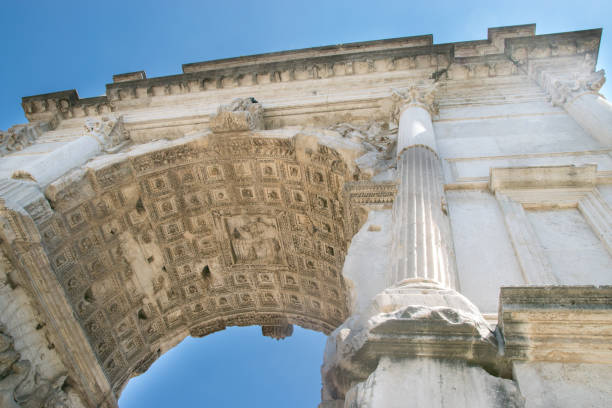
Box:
[20,25,602,128]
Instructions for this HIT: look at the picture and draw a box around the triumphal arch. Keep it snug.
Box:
[1,24,611,407]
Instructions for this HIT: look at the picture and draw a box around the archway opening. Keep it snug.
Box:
[37,133,366,401]
[118,326,327,407]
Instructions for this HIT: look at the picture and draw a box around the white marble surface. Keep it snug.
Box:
[514,361,612,408]
[345,357,524,408]
[447,190,524,313]
[526,208,612,285]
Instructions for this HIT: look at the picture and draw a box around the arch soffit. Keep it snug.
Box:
[40,129,369,393]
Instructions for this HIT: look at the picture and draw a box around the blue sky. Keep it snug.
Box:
[118,327,327,407]
[1,0,610,131]
[1,1,610,407]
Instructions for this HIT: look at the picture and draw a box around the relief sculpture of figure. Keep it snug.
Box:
[229,216,283,264]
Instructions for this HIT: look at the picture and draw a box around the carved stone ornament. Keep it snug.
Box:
[0,121,54,157]
[35,132,358,391]
[390,84,439,122]
[548,69,606,107]
[261,323,294,340]
[83,115,127,151]
[328,122,396,153]
[209,97,264,133]
[0,324,70,408]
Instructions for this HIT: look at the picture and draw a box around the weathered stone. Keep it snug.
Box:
[261,324,294,340]
[344,357,524,408]
[209,97,264,132]
[499,286,612,364]
[1,24,611,407]
[322,282,499,400]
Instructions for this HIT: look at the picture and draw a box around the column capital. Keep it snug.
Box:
[390,84,439,122]
[540,69,606,107]
[84,114,128,152]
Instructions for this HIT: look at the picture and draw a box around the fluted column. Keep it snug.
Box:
[320,88,499,406]
[543,69,612,147]
[389,86,458,289]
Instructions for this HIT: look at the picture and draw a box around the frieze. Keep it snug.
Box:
[344,180,398,205]
[20,28,601,127]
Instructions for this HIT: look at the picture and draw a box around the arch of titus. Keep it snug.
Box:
[1,24,611,407]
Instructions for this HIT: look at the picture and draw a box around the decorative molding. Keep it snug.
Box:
[491,164,612,284]
[343,181,397,205]
[19,27,602,124]
[489,164,597,192]
[499,285,612,364]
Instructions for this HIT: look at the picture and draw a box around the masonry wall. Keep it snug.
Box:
[435,76,612,314]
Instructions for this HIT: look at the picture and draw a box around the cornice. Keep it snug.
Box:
[19,25,602,127]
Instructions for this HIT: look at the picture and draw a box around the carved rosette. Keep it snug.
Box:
[390,84,439,123]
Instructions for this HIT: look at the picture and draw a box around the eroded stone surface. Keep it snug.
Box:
[0,24,611,408]
[209,98,264,133]
[322,282,499,400]
[514,361,612,408]
[344,357,524,408]
[30,130,378,393]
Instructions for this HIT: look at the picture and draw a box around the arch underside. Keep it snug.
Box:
[39,132,363,394]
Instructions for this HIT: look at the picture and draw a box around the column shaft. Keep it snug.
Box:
[391,105,457,289]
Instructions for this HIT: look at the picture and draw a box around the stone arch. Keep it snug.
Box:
[35,130,372,397]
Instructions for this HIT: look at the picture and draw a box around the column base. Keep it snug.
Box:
[322,282,501,401]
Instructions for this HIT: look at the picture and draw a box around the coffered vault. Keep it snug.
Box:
[1,24,612,408]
